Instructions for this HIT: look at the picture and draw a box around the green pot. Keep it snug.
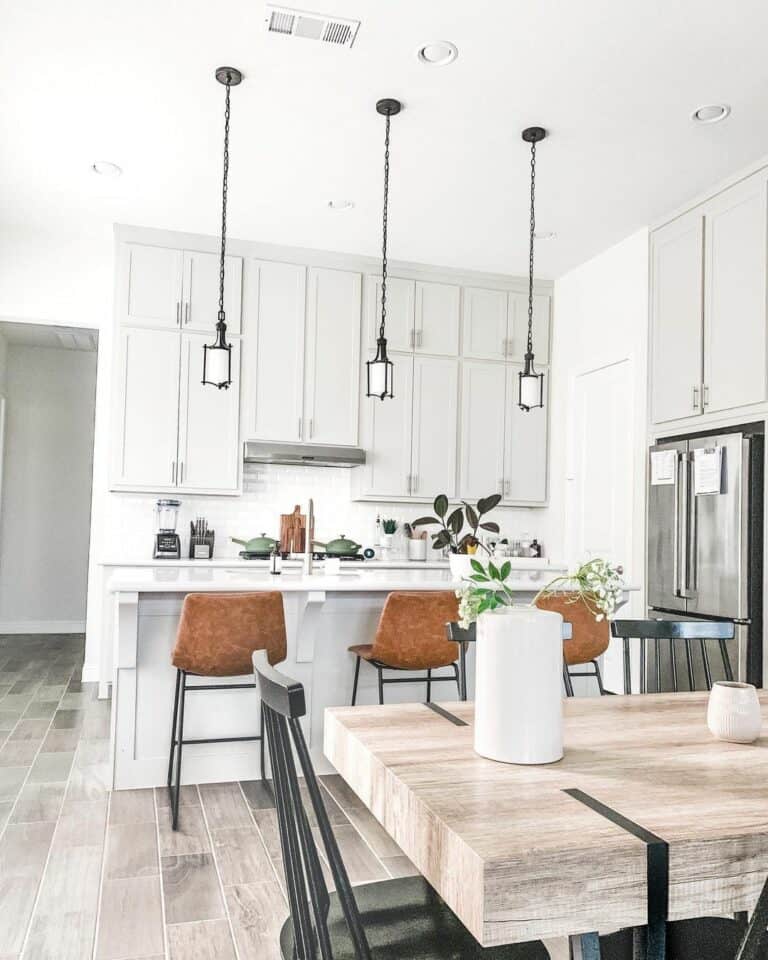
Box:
[313,535,362,557]
[232,533,278,554]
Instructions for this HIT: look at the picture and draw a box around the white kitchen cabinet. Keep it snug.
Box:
[459,361,507,501]
[304,267,362,445]
[359,354,414,498]
[507,292,551,363]
[462,287,509,361]
[177,334,240,492]
[411,356,458,498]
[703,175,767,414]
[504,364,548,503]
[650,210,705,424]
[119,242,242,334]
[121,244,183,329]
[415,281,460,356]
[112,328,182,488]
[181,250,242,335]
[244,260,306,443]
[365,276,415,353]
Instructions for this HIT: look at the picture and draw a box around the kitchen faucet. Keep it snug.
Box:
[303,498,314,575]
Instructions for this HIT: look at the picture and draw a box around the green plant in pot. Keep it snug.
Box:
[413,494,501,578]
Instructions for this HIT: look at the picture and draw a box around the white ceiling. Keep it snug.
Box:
[3,0,768,278]
[0,322,98,352]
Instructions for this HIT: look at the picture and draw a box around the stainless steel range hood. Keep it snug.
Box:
[243,441,366,468]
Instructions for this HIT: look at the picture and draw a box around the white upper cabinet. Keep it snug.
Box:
[113,328,182,488]
[411,356,458,498]
[703,174,767,414]
[181,251,242,335]
[414,281,460,356]
[119,242,243,334]
[508,292,551,363]
[650,210,705,424]
[504,364,548,503]
[177,333,240,492]
[304,268,362,445]
[459,360,507,501]
[365,276,415,353]
[121,244,183,329]
[243,260,306,443]
[462,287,509,361]
[359,354,414,498]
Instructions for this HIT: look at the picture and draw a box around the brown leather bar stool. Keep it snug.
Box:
[167,592,286,830]
[348,591,461,705]
[535,591,610,696]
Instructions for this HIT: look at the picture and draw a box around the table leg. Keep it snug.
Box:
[569,932,601,960]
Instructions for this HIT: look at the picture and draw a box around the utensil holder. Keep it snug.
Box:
[408,539,427,561]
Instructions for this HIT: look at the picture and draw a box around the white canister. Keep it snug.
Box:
[474,606,564,765]
[408,539,427,561]
[707,681,763,744]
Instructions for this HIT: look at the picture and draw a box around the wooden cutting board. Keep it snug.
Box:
[280,505,308,553]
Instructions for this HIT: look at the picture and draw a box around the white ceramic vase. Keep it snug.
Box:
[474,606,564,765]
[707,681,762,743]
[379,533,393,548]
[449,553,476,580]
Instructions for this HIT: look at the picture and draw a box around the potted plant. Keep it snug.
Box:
[413,494,501,579]
[379,518,397,548]
[456,557,624,765]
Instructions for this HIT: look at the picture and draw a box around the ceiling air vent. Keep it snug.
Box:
[265,5,360,48]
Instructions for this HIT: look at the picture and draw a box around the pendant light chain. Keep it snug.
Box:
[379,112,391,340]
[218,77,232,316]
[526,138,537,358]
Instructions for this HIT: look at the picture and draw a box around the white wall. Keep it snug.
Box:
[0,344,97,630]
[0,331,7,393]
[548,229,650,689]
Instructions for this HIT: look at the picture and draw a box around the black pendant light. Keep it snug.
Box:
[366,98,402,401]
[518,126,547,412]
[202,66,242,390]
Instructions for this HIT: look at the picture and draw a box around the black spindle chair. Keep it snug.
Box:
[610,619,735,694]
[252,650,551,960]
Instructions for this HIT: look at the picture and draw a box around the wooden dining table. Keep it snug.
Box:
[324,692,768,955]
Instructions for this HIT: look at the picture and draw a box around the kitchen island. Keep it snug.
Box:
[107,561,566,789]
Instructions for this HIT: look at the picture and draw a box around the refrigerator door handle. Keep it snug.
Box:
[680,452,697,599]
[672,452,681,597]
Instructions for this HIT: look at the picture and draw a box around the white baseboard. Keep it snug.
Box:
[0,620,86,635]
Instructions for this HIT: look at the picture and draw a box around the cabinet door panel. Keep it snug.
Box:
[412,357,458,498]
[360,354,413,498]
[459,361,506,501]
[415,281,460,356]
[113,328,180,487]
[182,251,242,335]
[504,364,548,503]
[244,260,306,442]
[305,268,361,445]
[121,243,182,329]
[462,287,509,361]
[704,175,767,414]
[650,211,704,424]
[365,276,414,353]
[178,334,240,492]
[507,292,551,362]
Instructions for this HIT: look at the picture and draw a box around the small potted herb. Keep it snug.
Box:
[379,518,398,548]
[413,494,501,578]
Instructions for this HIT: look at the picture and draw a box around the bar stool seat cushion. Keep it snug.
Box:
[279,876,550,959]
[172,592,286,677]
[535,592,609,666]
[348,591,460,671]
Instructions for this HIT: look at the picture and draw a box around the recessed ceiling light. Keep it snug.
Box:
[417,41,458,66]
[328,199,355,210]
[534,231,557,241]
[91,160,123,177]
[691,104,731,124]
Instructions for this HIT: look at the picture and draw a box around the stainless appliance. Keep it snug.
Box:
[648,428,763,687]
[243,441,365,468]
[153,498,182,559]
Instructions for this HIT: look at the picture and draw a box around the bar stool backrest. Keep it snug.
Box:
[610,619,735,694]
[372,592,459,670]
[253,651,372,960]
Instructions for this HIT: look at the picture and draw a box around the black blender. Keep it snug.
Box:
[153,499,182,559]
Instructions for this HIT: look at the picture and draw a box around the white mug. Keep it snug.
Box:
[707,681,762,744]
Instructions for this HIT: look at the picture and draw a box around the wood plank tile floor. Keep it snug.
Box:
[0,635,570,960]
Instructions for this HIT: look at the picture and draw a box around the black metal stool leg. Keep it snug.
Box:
[623,637,632,694]
[171,670,187,831]
[593,660,606,696]
[377,666,384,705]
[452,662,461,699]
[351,656,361,706]
[459,644,468,701]
[426,668,432,703]
[563,659,575,698]
[167,668,181,788]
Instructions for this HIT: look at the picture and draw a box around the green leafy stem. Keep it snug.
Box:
[413,494,501,554]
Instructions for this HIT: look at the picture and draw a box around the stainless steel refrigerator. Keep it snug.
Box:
[647,429,763,688]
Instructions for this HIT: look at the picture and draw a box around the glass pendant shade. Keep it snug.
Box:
[202,314,232,389]
[366,337,394,400]
[518,352,544,411]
